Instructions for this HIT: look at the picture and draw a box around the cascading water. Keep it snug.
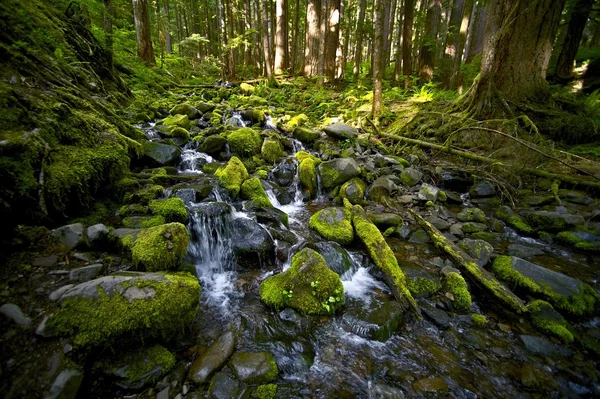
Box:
[178,143,214,174]
[135,122,161,141]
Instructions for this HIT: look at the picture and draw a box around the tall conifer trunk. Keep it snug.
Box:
[132,0,155,65]
[555,0,594,80]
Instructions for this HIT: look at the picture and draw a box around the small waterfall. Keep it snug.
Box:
[289,138,305,155]
[178,143,214,174]
[264,115,278,130]
[226,111,248,127]
[135,122,161,141]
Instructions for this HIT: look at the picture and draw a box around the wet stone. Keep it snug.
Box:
[323,123,358,140]
[519,335,573,357]
[341,295,406,341]
[51,223,86,249]
[69,264,103,283]
[228,351,278,384]
[417,183,440,202]
[421,304,451,330]
[310,241,352,276]
[460,222,488,233]
[457,238,493,267]
[469,180,496,197]
[87,224,109,244]
[507,244,544,259]
[45,369,83,399]
[0,303,31,326]
[412,376,449,395]
[207,367,241,399]
[189,331,236,384]
[427,216,450,231]
[400,167,423,187]
[456,207,487,223]
[408,229,431,244]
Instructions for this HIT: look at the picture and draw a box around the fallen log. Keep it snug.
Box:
[410,209,527,313]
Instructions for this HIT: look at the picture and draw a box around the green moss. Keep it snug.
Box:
[288,113,309,129]
[318,163,341,189]
[351,205,419,315]
[527,300,574,344]
[293,127,320,142]
[299,158,318,198]
[339,178,367,204]
[495,207,534,235]
[555,231,600,252]
[259,248,344,315]
[254,384,277,399]
[228,127,262,157]
[125,223,189,272]
[407,277,441,298]
[241,177,273,208]
[492,256,599,316]
[162,114,192,129]
[309,207,354,245]
[525,212,565,232]
[45,272,200,348]
[215,156,249,197]
[169,126,190,141]
[149,198,188,223]
[113,345,176,384]
[240,82,255,94]
[130,185,165,205]
[122,215,166,229]
[255,169,269,179]
[444,272,472,311]
[261,137,285,164]
[471,313,488,327]
[295,151,321,164]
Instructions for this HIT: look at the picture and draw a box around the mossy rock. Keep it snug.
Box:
[444,272,472,312]
[288,113,309,129]
[317,158,360,189]
[555,231,600,252]
[148,197,188,223]
[495,206,534,235]
[527,300,574,344]
[240,83,255,94]
[162,114,192,130]
[229,352,278,384]
[407,277,441,298]
[298,158,318,198]
[309,207,354,245]
[491,255,599,316]
[122,215,166,229]
[168,126,190,141]
[215,156,249,197]
[261,137,285,164]
[44,272,199,348]
[240,177,273,208]
[119,204,148,217]
[295,151,321,164]
[259,248,344,315]
[128,185,164,205]
[121,223,189,272]
[471,313,488,327]
[228,127,262,157]
[293,127,320,143]
[339,178,367,204]
[254,384,277,399]
[169,103,200,119]
[457,208,487,223]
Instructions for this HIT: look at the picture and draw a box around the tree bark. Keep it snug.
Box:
[372,0,385,118]
[304,0,322,77]
[440,0,464,88]
[418,0,442,84]
[461,0,565,117]
[262,0,275,83]
[554,0,594,80]
[449,0,473,89]
[163,0,172,54]
[103,0,113,69]
[225,0,236,79]
[353,0,367,81]
[291,0,302,74]
[465,1,485,63]
[132,0,155,65]
[325,0,341,81]
[274,0,289,73]
[402,0,414,88]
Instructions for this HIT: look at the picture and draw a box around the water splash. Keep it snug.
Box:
[178,149,214,174]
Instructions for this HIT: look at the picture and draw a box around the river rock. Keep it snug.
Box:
[309,207,354,245]
[255,206,289,228]
[469,180,496,197]
[40,272,199,347]
[412,376,449,395]
[196,102,217,114]
[52,223,86,249]
[318,158,360,188]
[456,207,487,223]
[525,210,585,232]
[207,367,241,399]
[341,295,405,341]
[143,142,182,166]
[170,103,200,119]
[457,238,493,267]
[367,212,403,228]
[311,241,353,275]
[417,183,441,202]
[232,218,275,268]
[366,176,399,201]
[172,183,214,205]
[228,351,278,383]
[461,222,488,233]
[199,135,227,155]
[0,303,31,326]
[438,169,473,192]
[45,369,83,399]
[189,331,236,384]
[421,304,451,329]
[427,215,451,231]
[272,158,297,186]
[408,229,431,244]
[86,224,108,245]
[519,335,573,357]
[507,244,544,259]
[400,167,423,187]
[69,264,103,283]
[323,123,358,140]
[339,177,367,204]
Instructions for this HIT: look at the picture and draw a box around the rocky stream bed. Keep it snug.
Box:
[1,98,599,399]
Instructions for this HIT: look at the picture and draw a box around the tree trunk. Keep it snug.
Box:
[440,0,464,88]
[402,0,414,88]
[262,0,275,83]
[190,0,200,34]
[418,0,442,84]
[461,0,565,117]
[555,0,594,80]
[304,0,322,77]
[465,1,485,63]
[291,0,302,74]
[449,0,473,90]
[336,0,347,79]
[274,0,289,73]
[393,1,404,83]
[162,0,172,54]
[383,0,397,72]
[103,0,113,69]
[372,0,385,118]
[325,0,341,81]
[353,0,367,81]
[225,0,236,79]
[132,0,155,65]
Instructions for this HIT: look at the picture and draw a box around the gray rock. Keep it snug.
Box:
[441,266,460,277]
[231,218,275,268]
[33,255,59,268]
[207,367,241,399]
[341,295,406,341]
[457,238,493,267]
[422,305,451,329]
[45,369,83,399]
[170,103,200,119]
[52,223,86,249]
[371,383,405,399]
[225,116,245,127]
[519,335,572,357]
[36,316,53,337]
[323,123,358,140]
[196,102,217,114]
[456,207,487,223]
[417,183,440,202]
[367,212,403,228]
[461,222,488,233]
[58,273,167,301]
[157,387,170,399]
[525,210,585,232]
[408,229,431,244]
[69,264,103,283]
[189,331,236,384]
[229,351,278,383]
[87,224,109,244]
[143,141,182,166]
[366,176,399,201]
[449,223,464,237]
[400,167,423,187]
[507,244,544,259]
[0,303,31,326]
[427,216,451,231]
[318,158,360,188]
[311,241,353,276]
[469,180,496,197]
[49,285,74,301]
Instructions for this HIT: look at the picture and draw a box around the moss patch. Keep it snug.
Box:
[555,231,600,252]
[240,177,273,208]
[471,313,488,327]
[407,277,441,298]
[124,223,189,272]
[444,272,472,312]
[261,137,285,164]
[149,197,188,224]
[259,248,344,315]
[228,127,262,157]
[215,156,249,197]
[495,207,534,235]
[254,384,277,399]
[309,207,354,245]
[527,300,574,344]
[299,158,318,198]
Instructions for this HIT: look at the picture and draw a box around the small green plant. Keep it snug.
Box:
[321,288,343,313]
[340,138,355,149]
[282,289,293,300]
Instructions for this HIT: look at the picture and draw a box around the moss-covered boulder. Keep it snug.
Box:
[444,272,472,312]
[318,158,360,189]
[299,158,318,198]
[339,177,367,204]
[240,109,266,125]
[295,151,320,164]
[44,272,199,348]
[215,156,249,197]
[309,207,354,245]
[555,231,600,252]
[524,210,584,233]
[229,352,278,384]
[143,142,182,167]
[228,127,262,157]
[261,137,285,164]
[148,198,188,223]
[259,248,344,315]
[199,135,227,155]
[169,103,200,119]
[240,82,255,94]
[240,177,273,208]
[168,126,190,142]
[122,215,166,229]
[162,114,192,130]
[287,113,309,129]
[293,127,320,143]
[457,208,487,223]
[495,206,534,235]
[491,255,599,316]
[121,223,189,272]
[527,300,574,344]
[366,176,398,202]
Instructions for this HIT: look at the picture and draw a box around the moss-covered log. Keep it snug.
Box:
[410,209,526,313]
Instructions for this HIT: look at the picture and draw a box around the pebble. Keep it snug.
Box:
[0,303,31,326]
